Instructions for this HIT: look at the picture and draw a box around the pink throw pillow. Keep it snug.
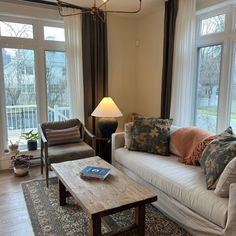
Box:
[171,127,214,165]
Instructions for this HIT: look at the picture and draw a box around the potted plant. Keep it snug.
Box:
[8,140,19,153]
[11,152,32,177]
[21,130,39,151]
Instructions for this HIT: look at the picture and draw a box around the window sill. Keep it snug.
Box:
[0,149,41,170]
[2,149,40,159]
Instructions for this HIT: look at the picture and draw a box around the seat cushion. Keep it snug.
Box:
[114,148,228,228]
[48,142,95,164]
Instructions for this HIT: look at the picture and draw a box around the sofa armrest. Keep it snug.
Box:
[225,183,236,234]
[111,132,125,165]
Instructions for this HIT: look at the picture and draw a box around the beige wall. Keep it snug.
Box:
[107,2,165,130]
[107,15,137,131]
[135,2,165,117]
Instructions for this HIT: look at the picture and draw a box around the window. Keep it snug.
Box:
[44,26,65,41]
[195,6,236,132]
[195,45,222,132]
[2,48,37,145]
[0,17,70,151]
[0,21,33,38]
[45,51,70,121]
[200,14,225,35]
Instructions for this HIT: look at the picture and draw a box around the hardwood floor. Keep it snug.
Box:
[0,166,49,236]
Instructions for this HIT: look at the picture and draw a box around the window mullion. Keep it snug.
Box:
[217,7,234,132]
[217,39,233,132]
[0,47,7,153]
[34,21,47,124]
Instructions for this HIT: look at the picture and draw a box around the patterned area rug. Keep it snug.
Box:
[22,178,190,236]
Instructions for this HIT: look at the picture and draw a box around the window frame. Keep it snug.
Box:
[0,15,66,153]
[195,5,236,132]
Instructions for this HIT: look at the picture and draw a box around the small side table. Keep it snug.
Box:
[96,137,111,163]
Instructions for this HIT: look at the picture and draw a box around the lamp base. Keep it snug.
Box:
[98,117,118,138]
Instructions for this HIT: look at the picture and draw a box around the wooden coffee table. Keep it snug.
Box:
[51,156,157,236]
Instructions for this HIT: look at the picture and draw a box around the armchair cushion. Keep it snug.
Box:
[46,126,81,146]
[47,142,95,164]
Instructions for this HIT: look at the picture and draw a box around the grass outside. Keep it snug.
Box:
[198,99,236,120]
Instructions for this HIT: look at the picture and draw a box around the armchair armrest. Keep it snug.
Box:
[39,125,47,144]
[38,125,48,163]
[83,126,96,150]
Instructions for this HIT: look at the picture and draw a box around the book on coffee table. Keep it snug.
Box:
[80,166,110,180]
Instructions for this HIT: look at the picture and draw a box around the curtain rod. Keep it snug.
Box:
[21,0,83,10]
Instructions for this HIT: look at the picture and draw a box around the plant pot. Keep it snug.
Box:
[27,140,37,151]
[9,147,19,154]
[13,165,29,177]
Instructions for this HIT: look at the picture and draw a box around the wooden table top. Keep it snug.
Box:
[51,156,157,217]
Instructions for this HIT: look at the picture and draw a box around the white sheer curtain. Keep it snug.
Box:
[64,9,84,123]
[170,0,196,126]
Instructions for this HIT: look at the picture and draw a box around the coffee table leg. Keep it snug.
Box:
[89,215,101,236]
[135,205,145,236]
[58,179,66,206]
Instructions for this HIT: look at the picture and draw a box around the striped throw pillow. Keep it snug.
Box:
[46,126,81,146]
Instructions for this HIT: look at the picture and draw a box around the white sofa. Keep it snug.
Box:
[112,132,236,236]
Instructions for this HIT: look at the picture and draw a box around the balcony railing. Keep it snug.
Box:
[6,105,70,132]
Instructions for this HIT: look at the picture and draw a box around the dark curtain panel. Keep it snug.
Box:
[161,0,178,119]
[82,12,108,135]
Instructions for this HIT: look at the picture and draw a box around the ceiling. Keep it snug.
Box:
[13,0,161,15]
[49,0,159,11]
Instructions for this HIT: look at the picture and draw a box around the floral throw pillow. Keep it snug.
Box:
[200,127,236,189]
[199,126,233,173]
[129,117,173,156]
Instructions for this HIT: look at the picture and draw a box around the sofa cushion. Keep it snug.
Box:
[215,157,236,197]
[129,117,172,156]
[48,142,95,164]
[114,148,228,228]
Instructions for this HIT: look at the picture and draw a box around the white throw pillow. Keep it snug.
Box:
[214,157,236,197]
[169,125,182,157]
[124,122,133,149]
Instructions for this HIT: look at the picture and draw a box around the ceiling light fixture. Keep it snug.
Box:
[56,0,142,21]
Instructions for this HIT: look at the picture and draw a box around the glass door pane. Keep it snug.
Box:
[195,45,222,132]
[45,51,70,121]
[230,44,236,130]
[2,48,37,146]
